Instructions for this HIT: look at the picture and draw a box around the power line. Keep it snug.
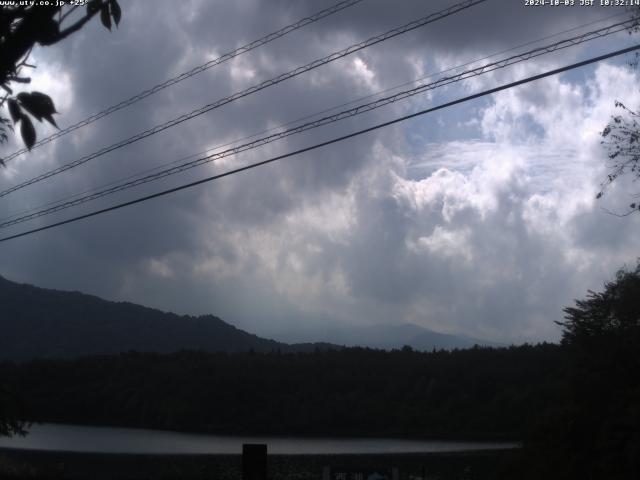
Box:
[0,17,633,229]
[1,43,637,244]
[0,0,486,198]
[2,9,626,226]
[0,8,631,229]
[0,0,366,164]
[0,12,627,227]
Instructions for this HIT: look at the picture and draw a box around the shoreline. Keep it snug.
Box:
[0,447,518,479]
[13,420,521,443]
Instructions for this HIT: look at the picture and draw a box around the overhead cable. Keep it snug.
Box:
[0,0,486,198]
[0,18,634,229]
[1,43,638,244]
[3,7,625,225]
[0,0,366,164]
[3,6,622,226]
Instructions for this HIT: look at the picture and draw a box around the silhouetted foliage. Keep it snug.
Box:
[557,262,640,344]
[524,262,640,480]
[0,1,122,434]
[600,102,640,214]
[0,344,565,441]
[0,384,28,438]
[1,274,638,478]
[0,0,121,161]
[598,7,640,214]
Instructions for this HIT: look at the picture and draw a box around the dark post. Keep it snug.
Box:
[242,443,267,480]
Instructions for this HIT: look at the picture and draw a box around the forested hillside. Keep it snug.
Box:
[0,276,311,359]
[0,344,564,440]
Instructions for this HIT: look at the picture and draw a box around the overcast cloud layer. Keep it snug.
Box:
[1,0,639,344]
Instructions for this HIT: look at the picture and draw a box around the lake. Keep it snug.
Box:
[0,423,517,455]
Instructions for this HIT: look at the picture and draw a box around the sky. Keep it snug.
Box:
[0,0,639,344]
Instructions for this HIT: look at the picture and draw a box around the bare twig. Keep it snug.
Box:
[54,2,104,43]
[600,206,636,217]
[59,5,79,26]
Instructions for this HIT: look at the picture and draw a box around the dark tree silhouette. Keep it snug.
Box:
[0,0,121,163]
[600,102,640,215]
[0,0,121,437]
[557,262,640,343]
[598,7,640,214]
[0,385,28,438]
[525,262,640,479]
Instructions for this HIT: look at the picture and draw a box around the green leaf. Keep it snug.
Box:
[7,99,22,123]
[109,0,121,26]
[100,4,111,30]
[17,91,57,123]
[20,115,36,150]
[42,113,58,129]
[17,92,40,121]
[29,92,57,114]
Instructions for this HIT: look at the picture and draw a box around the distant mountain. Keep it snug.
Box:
[286,322,501,351]
[358,323,501,350]
[0,276,334,361]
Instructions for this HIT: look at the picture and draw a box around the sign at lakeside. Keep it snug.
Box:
[242,443,267,480]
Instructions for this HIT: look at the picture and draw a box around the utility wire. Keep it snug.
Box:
[0,7,630,228]
[0,18,634,229]
[2,8,626,225]
[0,0,486,198]
[1,44,637,244]
[16,6,624,222]
[0,0,366,164]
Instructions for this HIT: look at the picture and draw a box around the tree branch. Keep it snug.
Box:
[52,3,103,43]
[600,206,636,217]
[59,5,79,26]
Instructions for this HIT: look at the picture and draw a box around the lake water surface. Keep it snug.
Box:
[0,423,517,455]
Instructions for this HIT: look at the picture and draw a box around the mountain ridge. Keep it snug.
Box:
[0,275,497,360]
[284,321,501,351]
[0,275,330,361]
